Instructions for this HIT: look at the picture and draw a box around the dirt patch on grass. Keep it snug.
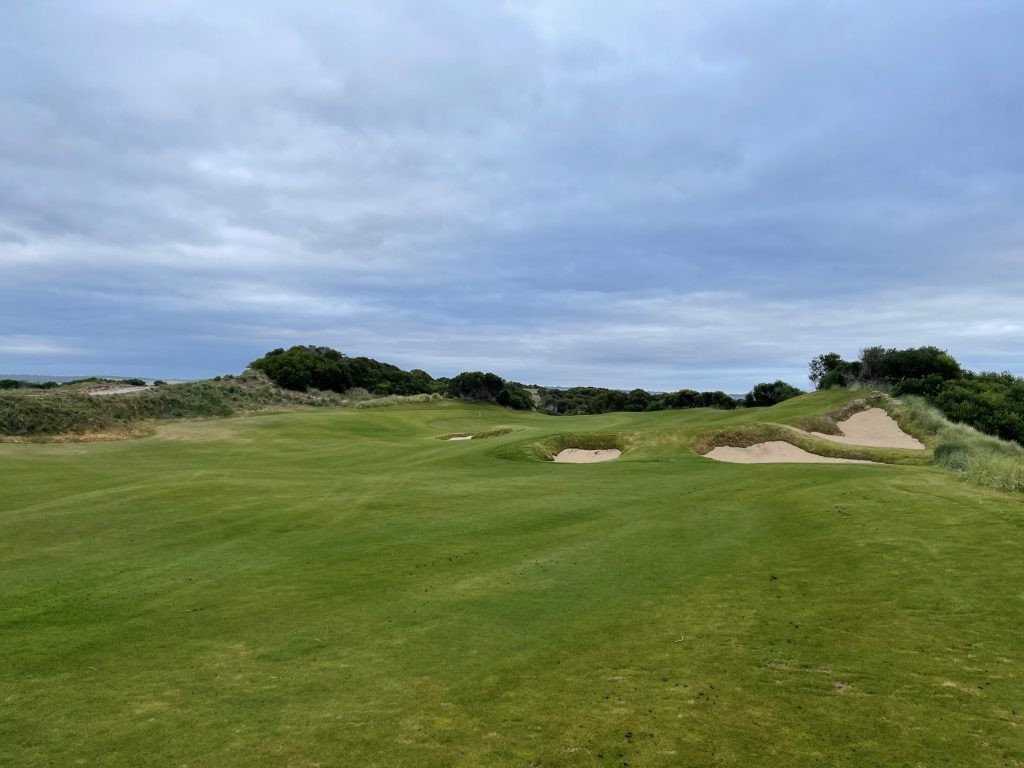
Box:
[812,407,925,450]
[705,441,879,464]
[552,448,622,463]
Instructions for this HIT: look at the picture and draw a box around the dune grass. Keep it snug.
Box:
[0,372,345,440]
[898,395,1024,493]
[2,391,1023,766]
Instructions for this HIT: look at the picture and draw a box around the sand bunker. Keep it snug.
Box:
[812,408,924,450]
[448,435,473,441]
[552,448,621,463]
[705,441,877,465]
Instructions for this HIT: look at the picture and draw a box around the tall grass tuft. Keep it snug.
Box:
[353,393,443,409]
[900,396,1024,493]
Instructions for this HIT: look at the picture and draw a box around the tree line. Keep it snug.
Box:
[249,345,806,415]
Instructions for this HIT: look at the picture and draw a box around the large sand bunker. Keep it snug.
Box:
[553,448,621,463]
[705,441,878,465]
[448,435,473,441]
[812,408,924,450]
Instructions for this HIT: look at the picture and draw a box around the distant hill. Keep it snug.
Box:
[0,374,152,384]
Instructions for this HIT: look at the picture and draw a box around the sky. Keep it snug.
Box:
[1,0,1022,391]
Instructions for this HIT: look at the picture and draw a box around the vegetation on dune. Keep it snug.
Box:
[743,379,803,408]
[250,345,440,396]
[810,345,1024,445]
[899,395,1024,493]
[3,393,1023,766]
[0,371,343,438]
[447,370,534,410]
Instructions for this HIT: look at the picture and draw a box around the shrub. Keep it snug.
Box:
[744,381,803,408]
[495,382,534,410]
[250,345,439,396]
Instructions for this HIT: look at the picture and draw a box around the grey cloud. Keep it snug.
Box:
[1,0,1022,385]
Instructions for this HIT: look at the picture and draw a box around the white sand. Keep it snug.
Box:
[88,386,149,396]
[812,407,924,450]
[705,441,878,465]
[448,435,473,441]
[552,448,622,463]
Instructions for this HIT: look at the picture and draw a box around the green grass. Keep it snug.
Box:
[2,391,1023,766]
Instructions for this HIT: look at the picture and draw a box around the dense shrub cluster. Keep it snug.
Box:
[810,345,1024,445]
[446,371,534,410]
[809,346,963,390]
[1,379,60,390]
[250,346,439,396]
[536,386,739,415]
[743,380,803,408]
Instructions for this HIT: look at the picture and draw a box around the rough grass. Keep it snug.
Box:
[2,393,1024,766]
[353,392,444,409]
[900,395,1024,493]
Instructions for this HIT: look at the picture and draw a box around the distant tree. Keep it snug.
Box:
[666,389,701,409]
[874,346,961,384]
[495,382,533,410]
[809,353,846,388]
[858,346,887,381]
[448,371,504,401]
[0,379,20,390]
[625,389,653,412]
[699,391,739,410]
[744,380,803,408]
[249,346,436,396]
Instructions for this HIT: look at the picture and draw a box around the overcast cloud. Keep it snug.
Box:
[2,0,1022,389]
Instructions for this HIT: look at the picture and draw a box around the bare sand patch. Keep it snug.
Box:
[812,407,924,450]
[448,435,473,441]
[553,448,621,463]
[88,386,149,396]
[705,441,878,465]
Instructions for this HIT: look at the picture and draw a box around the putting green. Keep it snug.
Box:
[1,391,1022,766]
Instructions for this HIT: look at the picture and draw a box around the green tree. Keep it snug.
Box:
[744,380,803,408]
